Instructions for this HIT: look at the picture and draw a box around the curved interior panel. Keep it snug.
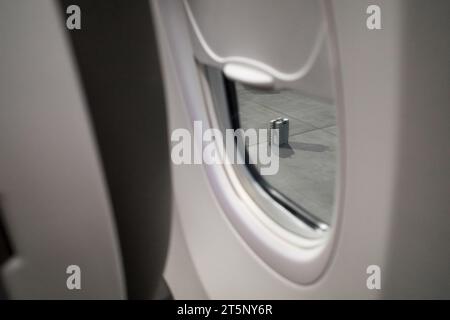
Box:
[187,0,323,75]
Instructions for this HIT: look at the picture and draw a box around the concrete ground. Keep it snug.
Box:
[236,84,337,225]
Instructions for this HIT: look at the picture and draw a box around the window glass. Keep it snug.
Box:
[233,82,338,226]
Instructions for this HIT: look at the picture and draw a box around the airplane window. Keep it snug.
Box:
[207,68,338,230]
[234,83,337,227]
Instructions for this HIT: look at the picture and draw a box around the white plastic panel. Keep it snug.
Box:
[187,0,322,74]
[0,0,125,299]
[185,0,334,101]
